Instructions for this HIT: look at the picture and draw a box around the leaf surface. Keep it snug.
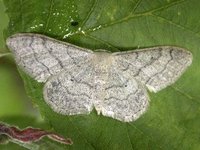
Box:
[3,0,200,149]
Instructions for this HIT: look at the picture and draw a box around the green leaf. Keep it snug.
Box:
[0,0,8,51]
[0,53,11,58]
[3,0,200,149]
[0,54,33,117]
[0,2,35,118]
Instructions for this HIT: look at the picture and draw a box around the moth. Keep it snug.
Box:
[6,33,192,122]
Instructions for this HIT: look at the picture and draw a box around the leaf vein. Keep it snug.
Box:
[151,14,200,39]
[85,34,119,51]
[125,124,134,150]
[43,0,54,33]
[75,0,188,35]
[79,0,98,29]
[0,52,11,58]
[67,116,96,150]
[20,0,24,30]
[171,86,200,104]
[131,0,143,14]
[128,123,163,149]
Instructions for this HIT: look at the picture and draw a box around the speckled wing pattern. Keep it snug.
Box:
[6,33,193,122]
[6,34,94,82]
[113,47,192,92]
[99,66,149,122]
[44,62,95,115]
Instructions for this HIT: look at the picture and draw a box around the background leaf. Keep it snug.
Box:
[2,0,200,149]
[0,0,37,118]
[0,0,8,52]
